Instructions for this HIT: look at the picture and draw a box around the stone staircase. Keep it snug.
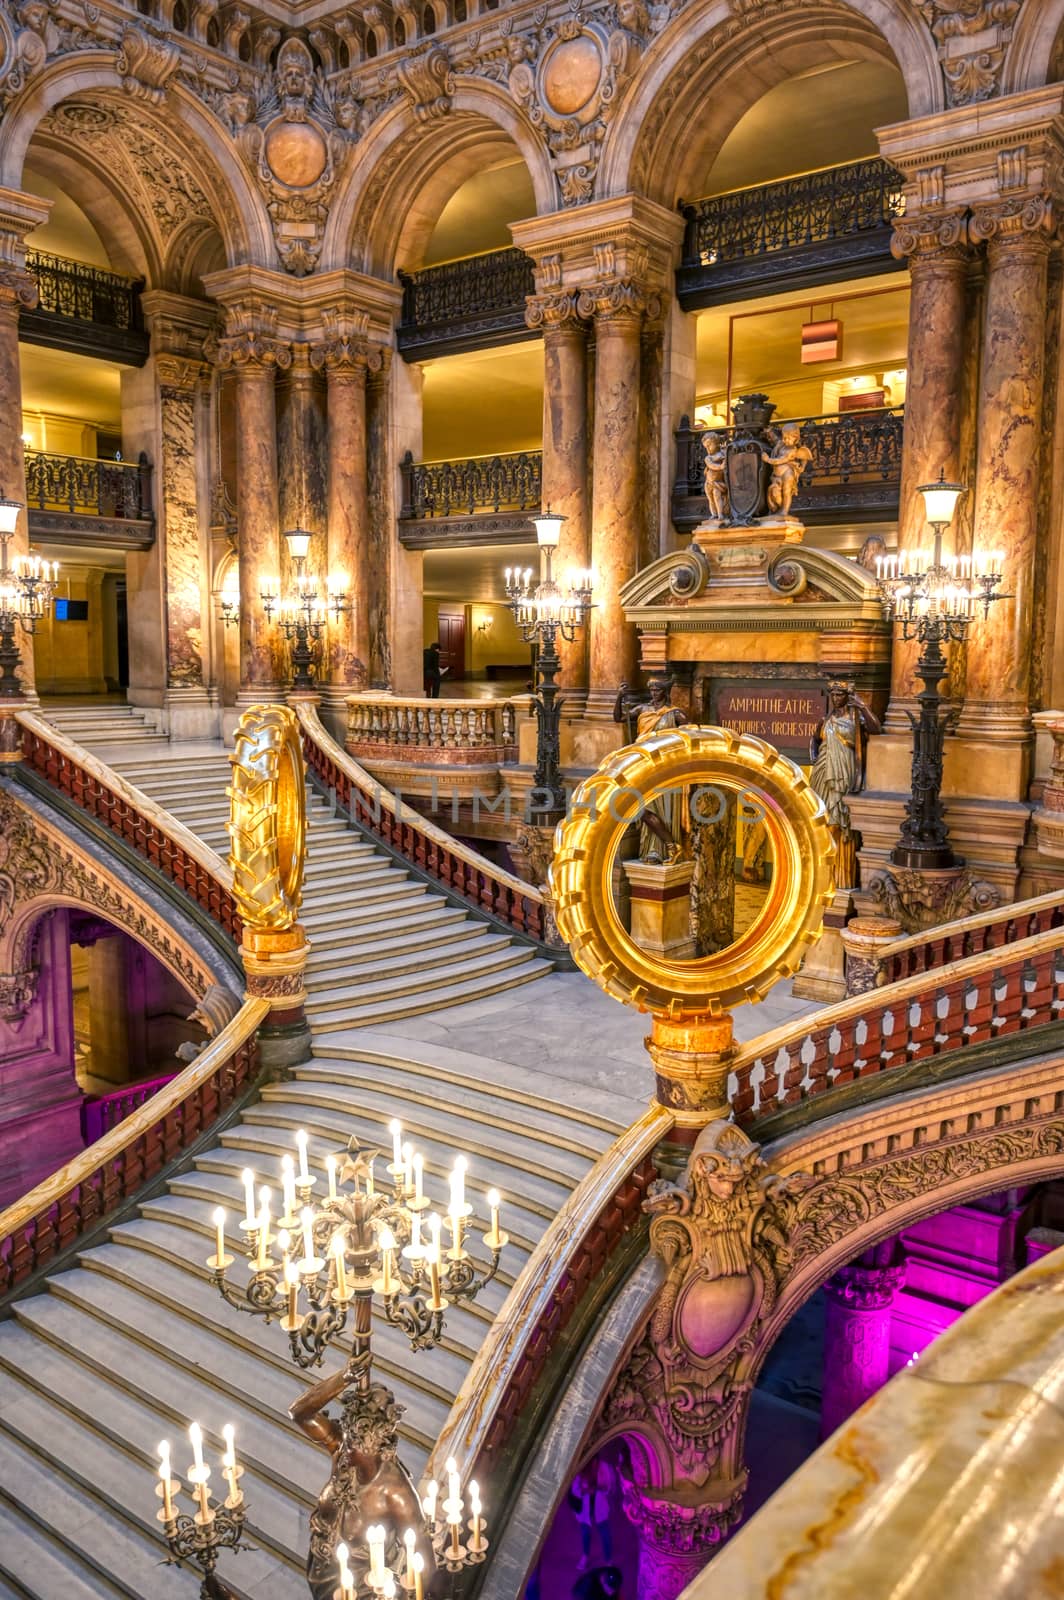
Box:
[40,701,163,747]
[0,705,581,1597]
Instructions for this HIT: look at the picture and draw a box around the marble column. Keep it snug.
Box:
[580,279,658,716]
[957,196,1054,767]
[310,326,381,720]
[528,291,590,694]
[628,1494,730,1600]
[214,311,291,699]
[0,187,52,701]
[366,355,394,689]
[886,212,971,728]
[156,356,208,695]
[820,1245,906,1440]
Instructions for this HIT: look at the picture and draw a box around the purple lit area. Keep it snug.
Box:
[0,907,205,1207]
[528,1182,1064,1600]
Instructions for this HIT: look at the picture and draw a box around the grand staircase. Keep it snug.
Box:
[0,707,590,1598]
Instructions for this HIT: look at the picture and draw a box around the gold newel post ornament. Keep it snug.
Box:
[551,725,834,1123]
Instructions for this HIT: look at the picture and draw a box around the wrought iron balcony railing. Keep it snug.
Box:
[677,158,905,308]
[672,405,904,531]
[24,449,155,547]
[398,247,536,359]
[399,448,542,546]
[22,250,149,365]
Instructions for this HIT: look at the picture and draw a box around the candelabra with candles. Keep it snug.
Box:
[504,509,594,824]
[155,1423,248,1599]
[875,474,1007,870]
[262,527,350,691]
[161,1118,505,1598]
[0,496,59,698]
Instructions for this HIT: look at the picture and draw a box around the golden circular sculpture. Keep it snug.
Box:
[551,725,834,1020]
[228,704,307,930]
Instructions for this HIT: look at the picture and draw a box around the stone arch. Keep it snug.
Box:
[20,137,159,283]
[3,892,216,1002]
[321,82,557,277]
[0,59,275,273]
[1001,0,1064,93]
[599,0,941,208]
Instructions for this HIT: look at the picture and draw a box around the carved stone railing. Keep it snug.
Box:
[400,449,542,517]
[398,247,535,359]
[730,925,1064,1127]
[672,406,904,531]
[677,157,905,307]
[0,998,267,1298]
[294,698,555,948]
[347,696,518,764]
[80,1071,177,1146]
[876,889,1064,985]
[22,249,149,365]
[24,448,155,548]
[17,710,240,943]
[428,1105,667,1487]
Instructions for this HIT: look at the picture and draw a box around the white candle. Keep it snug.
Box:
[331,1235,349,1300]
[470,1479,483,1544]
[256,1188,272,1271]
[413,1153,424,1203]
[222,1424,235,1468]
[404,1528,416,1586]
[449,1210,463,1254]
[429,1212,442,1253]
[326,1154,337,1201]
[487,1188,501,1244]
[158,1441,174,1520]
[212,1206,226,1267]
[379,1227,395,1295]
[300,1206,315,1265]
[281,1154,296,1220]
[389,1118,403,1168]
[296,1128,310,1184]
[278,1229,290,1278]
[189,1421,205,1476]
[241,1167,256,1228]
[422,1480,438,1524]
[367,1524,385,1582]
[404,1211,423,1259]
[413,1554,424,1600]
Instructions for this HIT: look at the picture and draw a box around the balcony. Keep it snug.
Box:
[397,248,536,360]
[24,449,155,549]
[677,158,905,310]
[21,250,149,366]
[672,406,904,532]
[399,449,542,548]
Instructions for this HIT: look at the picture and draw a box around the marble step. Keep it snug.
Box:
[303,917,481,969]
[304,928,514,990]
[299,881,431,921]
[308,957,550,1030]
[303,902,469,951]
[0,1475,133,1600]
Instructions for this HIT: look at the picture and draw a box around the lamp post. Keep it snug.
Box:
[157,1121,505,1599]
[504,510,594,826]
[262,528,349,692]
[0,497,58,699]
[875,475,1006,870]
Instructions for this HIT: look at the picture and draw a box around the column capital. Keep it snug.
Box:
[891,209,970,265]
[0,183,51,314]
[824,1255,906,1311]
[576,276,661,325]
[155,353,208,391]
[309,335,386,377]
[969,192,1057,252]
[209,302,293,372]
[524,289,587,331]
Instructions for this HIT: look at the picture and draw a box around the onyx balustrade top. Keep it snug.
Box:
[677,158,906,308]
[21,250,149,366]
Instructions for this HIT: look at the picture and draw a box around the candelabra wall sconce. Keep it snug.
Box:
[0,496,58,698]
[504,509,594,825]
[154,1118,505,1598]
[260,527,350,691]
[874,474,1007,871]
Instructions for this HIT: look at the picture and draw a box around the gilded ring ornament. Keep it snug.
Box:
[551,726,834,1019]
[227,704,307,930]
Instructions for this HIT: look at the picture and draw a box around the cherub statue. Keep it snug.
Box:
[702,430,728,521]
[763,422,813,519]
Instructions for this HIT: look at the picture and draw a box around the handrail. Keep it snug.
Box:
[427,1104,670,1485]
[16,709,240,941]
[0,998,268,1296]
[293,698,549,943]
[731,923,1064,1124]
[877,888,1064,979]
[81,1071,177,1145]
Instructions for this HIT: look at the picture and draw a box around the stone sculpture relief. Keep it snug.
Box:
[913,0,1024,106]
[862,864,1002,933]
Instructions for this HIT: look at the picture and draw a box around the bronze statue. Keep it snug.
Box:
[762,423,813,519]
[809,680,881,890]
[614,678,690,862]
[701,431,728,521]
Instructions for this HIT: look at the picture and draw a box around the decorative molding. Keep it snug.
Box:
[116,21,181,104]
[862,866,1003,932]
[912,0,1024,108]
[211,302,292,370]
[968,191,1057,247]
[891,208,970,262]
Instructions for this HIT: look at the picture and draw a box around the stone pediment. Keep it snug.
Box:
[621,537,886,629]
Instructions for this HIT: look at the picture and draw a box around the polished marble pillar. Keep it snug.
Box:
[0,186,52,700]
[528,291,590,693]
[366,355,394,689]
[887,212,971,728]
[214,311,291,698]
[311,326,380,700]
[155,355,208,695]
[581,279,658,716]
[958,196,1054,761]
[820,1246,906,1440]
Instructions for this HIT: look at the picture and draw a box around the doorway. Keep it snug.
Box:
[437,606,466,685]
[115,581,129,689]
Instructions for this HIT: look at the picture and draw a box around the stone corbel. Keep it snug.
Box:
[116,22,181,105]
[396,42,454,122]
[220,4,251,60]
[188,0,219,46]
